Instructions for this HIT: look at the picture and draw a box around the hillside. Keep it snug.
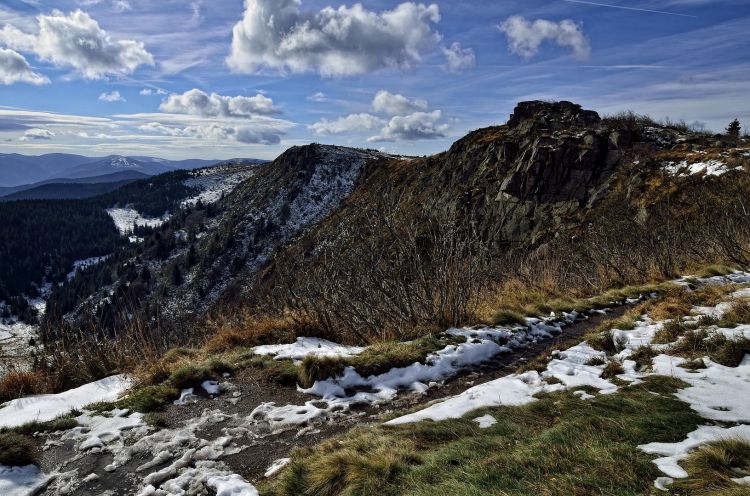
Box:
[44,101,750,345]
[2,101,750,496]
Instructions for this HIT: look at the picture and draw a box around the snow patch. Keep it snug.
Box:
[107,208,170,236]
[472,414,497,429]
[0,465,50,496]
[640,425,750,478]
[252,337,365,362]
[663,159,733,177]
[0,375,131,428]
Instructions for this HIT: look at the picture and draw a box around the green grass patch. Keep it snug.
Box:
[0,413,79,436]
[261,376,700,496]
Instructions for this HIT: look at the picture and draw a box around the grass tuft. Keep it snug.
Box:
[0,433,37,467]
[673,438,750,494]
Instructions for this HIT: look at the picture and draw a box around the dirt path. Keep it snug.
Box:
[36,308,624,495]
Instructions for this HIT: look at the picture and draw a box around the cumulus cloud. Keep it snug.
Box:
[368,110,448,142]
[159,88,279,117]
[498,15,590,60]
[0,47,49,85]
[99,90,125,102]
[442,42,475,73]
[20,128,55,141]
[0,9,154,79]
[227,0,442,77]
[140,87,167,96]
[310,113,384,135]
[372,90,428,116]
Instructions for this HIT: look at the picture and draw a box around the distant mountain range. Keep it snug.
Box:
[0,153,263,188]
[0,153,266,201]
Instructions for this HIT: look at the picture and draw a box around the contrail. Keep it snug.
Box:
[563,0,697,18]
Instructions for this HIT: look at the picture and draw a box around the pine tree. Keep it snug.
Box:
[726,119,741,140]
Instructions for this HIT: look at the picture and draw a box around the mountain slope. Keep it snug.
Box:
[41,101,750,345]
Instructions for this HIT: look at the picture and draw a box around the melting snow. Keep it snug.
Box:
[0,375,131,428]
[0,465,50,496]
[264,458,291,478]
[640,425,750,479]
[472,414,497,429]
[252,337,365,362]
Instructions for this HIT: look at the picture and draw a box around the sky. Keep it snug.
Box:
[0,0,748,160]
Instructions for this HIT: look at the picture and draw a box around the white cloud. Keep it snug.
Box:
[310,113,384,135]
[372,90,428,116]
[227,0,442,77]
[368,110,448,142]
[138,121,286,145]
[0,47,49,85]
[0,9,154,79]
[140,87,167,96]
[20,128,55,141]
[442,42,475,73]
[498,15,590,60]
[159,88,279,117]
[99,90,125,102]
[112,0,132,13]
[307,92,327,102]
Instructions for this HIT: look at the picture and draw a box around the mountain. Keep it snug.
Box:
[41,101,750,344]
[0,179,138,201]
[0,170,150,199]
[0,153,266,187]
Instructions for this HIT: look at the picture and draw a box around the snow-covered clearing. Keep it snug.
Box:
[66,256,110,281]
[0,375,131,428]
[252,337,365,362]
[107,207,170,236]
[0,291,47,373]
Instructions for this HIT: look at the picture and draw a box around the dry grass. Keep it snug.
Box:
[672,438,750,494]
[0,369,50,403]
[203,312,323,353]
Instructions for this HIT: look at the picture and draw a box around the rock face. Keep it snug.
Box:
[425,100,626,243]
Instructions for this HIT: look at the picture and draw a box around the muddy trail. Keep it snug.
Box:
[35,307,625,496]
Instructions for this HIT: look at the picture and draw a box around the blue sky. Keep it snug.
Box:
[0,0,748,160]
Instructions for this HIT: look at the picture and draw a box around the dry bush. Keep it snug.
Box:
[203,312,322,353]
[270,193,496,343]
[0,369,49,403]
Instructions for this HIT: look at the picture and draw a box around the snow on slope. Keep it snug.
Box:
[107,207,170,236]
[181,165,256,207]
[0,375,131,428]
